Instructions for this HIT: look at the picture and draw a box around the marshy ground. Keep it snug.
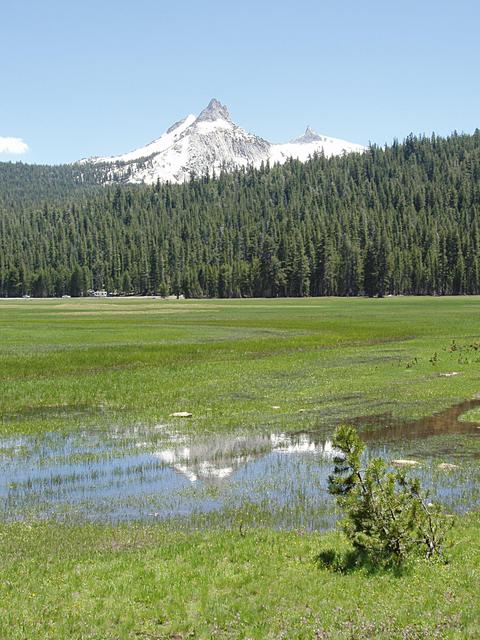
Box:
[0,297,479,638]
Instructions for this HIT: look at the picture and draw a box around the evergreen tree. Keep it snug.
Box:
[1,130,479,299]
[69,265,85,297]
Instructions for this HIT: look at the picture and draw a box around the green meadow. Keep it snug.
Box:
[2,296,480,435]
[1,515,479,640]
[1,296,479,639]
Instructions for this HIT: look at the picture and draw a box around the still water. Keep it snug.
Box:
[1,401,479,529]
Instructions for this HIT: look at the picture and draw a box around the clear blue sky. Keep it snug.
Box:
[1,0,479,164]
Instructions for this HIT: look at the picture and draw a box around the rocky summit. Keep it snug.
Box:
[78,98,365,184]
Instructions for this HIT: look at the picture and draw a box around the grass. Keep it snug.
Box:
[459,407,480,423]
[1,296,479,638]
[0,514,479,639]
[2,296,480,435]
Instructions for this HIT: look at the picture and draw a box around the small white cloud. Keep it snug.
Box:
[0,137,29,154]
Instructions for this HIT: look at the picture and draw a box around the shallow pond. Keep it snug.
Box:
[1,400,479,529]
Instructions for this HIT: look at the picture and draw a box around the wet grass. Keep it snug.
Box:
[3,296,480,436]
[2,421,478,525]
[459,407,480,423]
[0,513,479,639]
[2,297,480,637]
[0,427,344,525]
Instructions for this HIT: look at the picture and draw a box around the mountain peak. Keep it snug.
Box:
[293,126,323,144]
[196,98,230,122]
[79,99,365,183]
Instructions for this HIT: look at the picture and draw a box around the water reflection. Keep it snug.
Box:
[0,402,479,526]
[149,432,335,484]
[357,397,480,443]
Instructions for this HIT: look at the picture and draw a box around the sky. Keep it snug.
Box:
[1,0,479,164]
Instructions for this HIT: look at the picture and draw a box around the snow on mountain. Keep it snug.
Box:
[78,99,365,184]
[87,114,197,165]
[270,126,365,165]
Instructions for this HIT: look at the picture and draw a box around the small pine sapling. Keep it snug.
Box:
[328,425,453,567]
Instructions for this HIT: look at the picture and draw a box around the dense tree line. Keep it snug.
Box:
[0,161,111,210]
[1,130,479,298]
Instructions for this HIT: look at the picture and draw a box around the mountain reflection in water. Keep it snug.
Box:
[1,405,478,525]
[151,432,335,483]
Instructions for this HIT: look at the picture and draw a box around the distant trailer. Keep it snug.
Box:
[88,290,108,297]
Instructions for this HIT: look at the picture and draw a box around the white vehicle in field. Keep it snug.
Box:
[87,289,108,297]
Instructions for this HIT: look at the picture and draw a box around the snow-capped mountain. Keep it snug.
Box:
[78,99,365,184]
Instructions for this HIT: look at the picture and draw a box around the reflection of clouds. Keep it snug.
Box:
[151,432,335,483]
